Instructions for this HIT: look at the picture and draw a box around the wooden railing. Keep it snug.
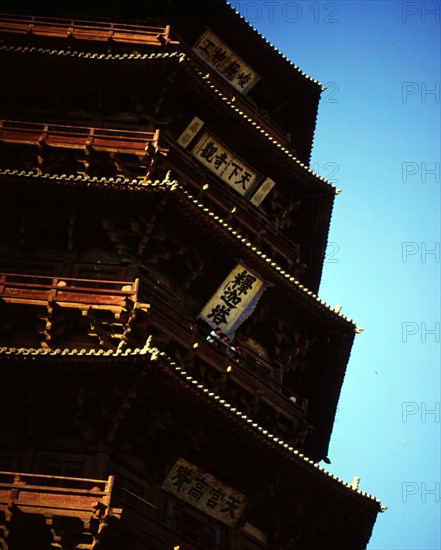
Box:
[0,120,168,156]
[0,13,179,46]
[0,471,119,519]
[0,272,140,311]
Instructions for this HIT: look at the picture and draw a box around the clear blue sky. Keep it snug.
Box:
[233,1,440,548]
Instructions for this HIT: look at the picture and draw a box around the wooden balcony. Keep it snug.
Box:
[0,471,120,536]
[0,273,142,313]
[0,13,179,47]
[0,470,263,549]
[0,120,168,157]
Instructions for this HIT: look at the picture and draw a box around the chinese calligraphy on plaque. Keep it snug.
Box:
[162,458,247,526]
[199,263,265,335]
[177,117,276,205]
[193,29,260,94]
[192,132,258,197]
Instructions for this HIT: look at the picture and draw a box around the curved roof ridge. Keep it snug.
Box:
[180,186,356,327]
[225,2,324,88]
[0,169,353,326]
[168,355,380,503]
[0,341,380,505]
[187,60,339,193]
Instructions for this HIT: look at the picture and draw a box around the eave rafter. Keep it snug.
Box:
[0,43,185,62]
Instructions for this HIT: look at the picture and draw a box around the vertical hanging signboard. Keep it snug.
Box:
[199,263,265,337]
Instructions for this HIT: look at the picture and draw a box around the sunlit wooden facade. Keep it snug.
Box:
[0,1,380,548]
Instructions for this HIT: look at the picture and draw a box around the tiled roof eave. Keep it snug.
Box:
[0,169,179,193]
[0,342,382,511]
[177,186,357,330]
[0,43,331,192]
[224,1,323,89]
[0,169,354,329]
[183,59,337,193]
[0,43,185,63]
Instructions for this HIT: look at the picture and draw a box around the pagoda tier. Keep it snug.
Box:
[0,1,322,165]
[0,112,331,291]
[0,173,352,460]
[0,13,332,291]
[0,347,380,549]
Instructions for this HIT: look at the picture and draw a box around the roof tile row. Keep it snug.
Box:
[0,342,380,505]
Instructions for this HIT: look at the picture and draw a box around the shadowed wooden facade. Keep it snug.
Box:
[0,1,381,548]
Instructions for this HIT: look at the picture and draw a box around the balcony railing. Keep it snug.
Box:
[0,13,179,47]
[0,120,168,156]
[0,470,262,549]
[0,471,119,520]
[0,273,140,312]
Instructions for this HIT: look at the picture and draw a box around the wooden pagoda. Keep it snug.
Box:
[0,1,381,548]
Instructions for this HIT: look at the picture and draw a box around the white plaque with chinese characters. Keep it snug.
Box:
[193,29,261,94]
[192,131,258,196]
[162,458,247,527]
[199,263,265,335]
